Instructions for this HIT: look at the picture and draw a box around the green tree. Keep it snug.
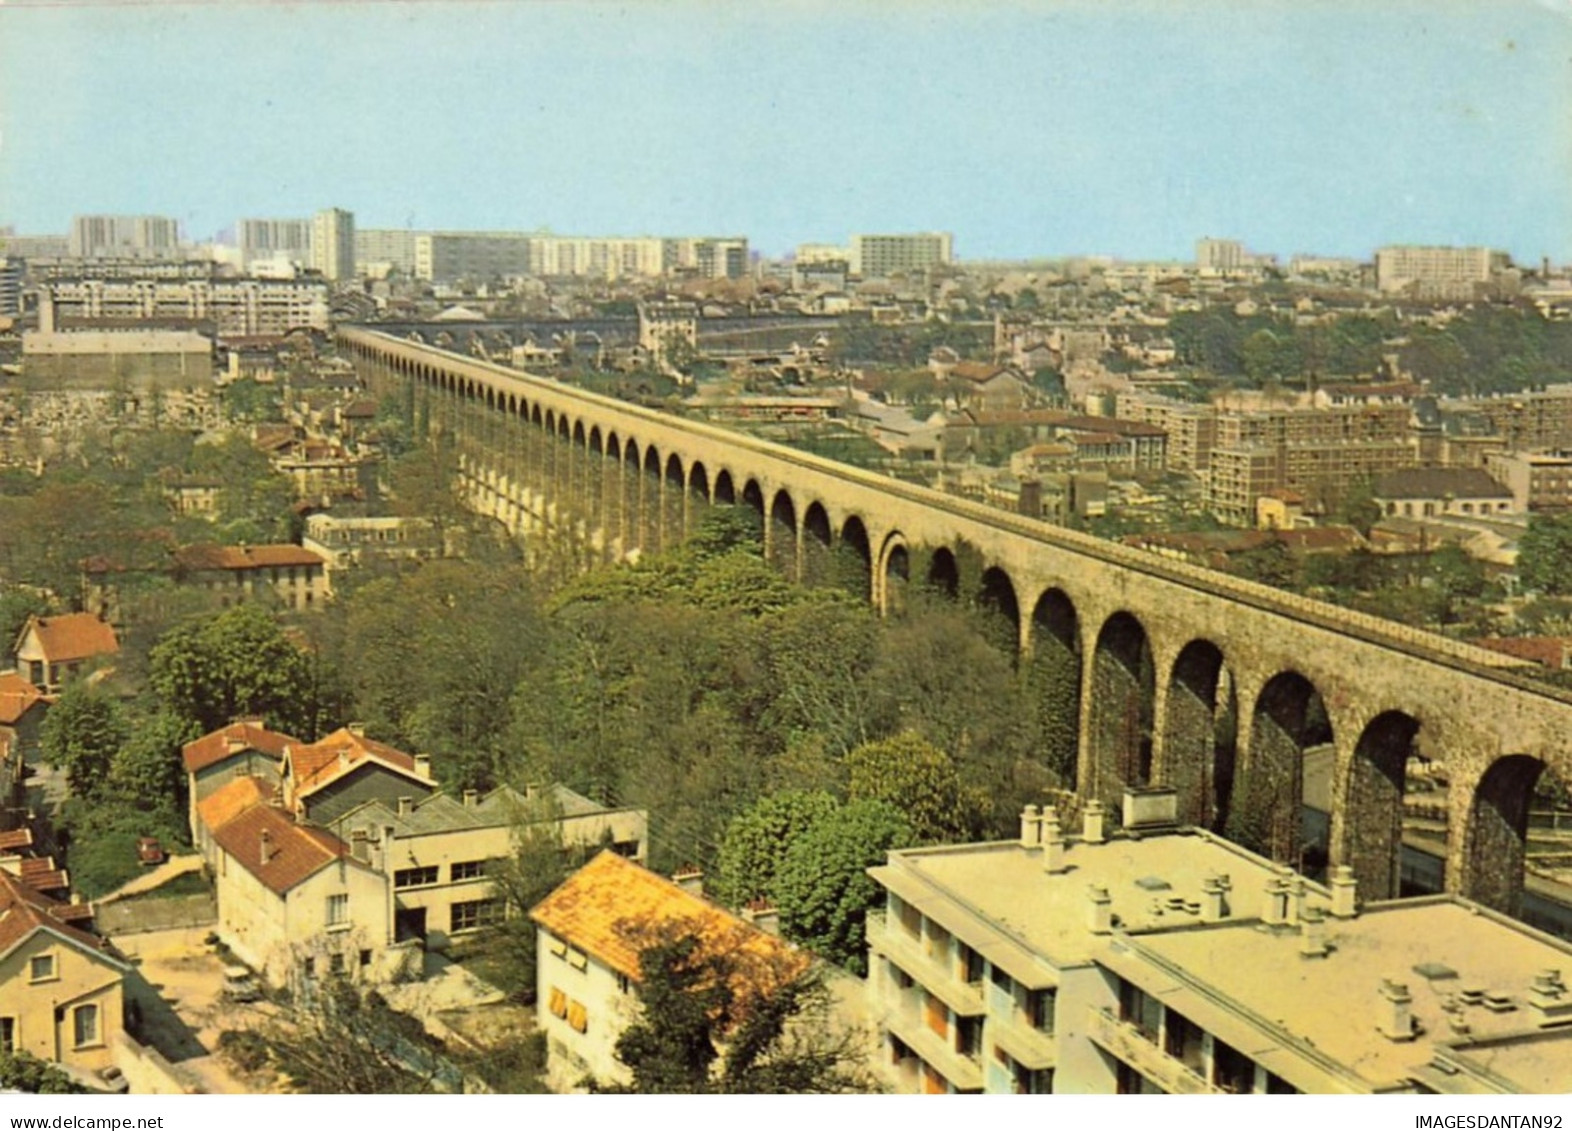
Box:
[711,790,840,909]
[107,710,196,814]
[1519,513,1572,596]
[773,799,912,975]
[0,1050,89,1094]
[602,928,866,1094]
[39,682,128,796]
[843,731,985,843]
[148,603,340,739]
[0,589,49,659]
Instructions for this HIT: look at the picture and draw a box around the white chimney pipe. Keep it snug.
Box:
[1082,799,1106,844]
[1378,978,1416,1041]
[1088,885,1113,934]
[1330,865,1358,919]
[259,828,274,866]
[1261,875,1289,926]
[1043,811,1067,874]
[1200,873,1227,922]
[1299,907,1330,958]
[1019,804,1041,848]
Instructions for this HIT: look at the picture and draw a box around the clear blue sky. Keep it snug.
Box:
[1,0,1569,261]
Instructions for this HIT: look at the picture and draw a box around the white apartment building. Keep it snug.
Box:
[851,232,954,278]
[355,229,422,277]
[39,277,329,336]
[1196,238,1245,272]
[1375,245,1500,301]
[867,793,1572,1094]
[68,214,181,259]
[311,208,357,282]
[237,218,313,269]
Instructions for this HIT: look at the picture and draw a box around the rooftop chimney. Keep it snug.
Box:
[1121,786,1179,831]
[413,754,433,780]
[1019,803,1042,848]
[1200,873,1228,922]
[1082,799,1106,844]
[1043,810,1068,873]
[347,722,366,737]
[1285,870,1305,927]
[259,828,274,866]
[397,796,414,816]
[1330,865,1358,919]
[1378,978,1417,1041]
[463,789,479,808]
[1528,969,1572,1025]
[350,828,370,863]
[1088,884,1113,934]
[1299,907,1330,959]
[673,867,704,898]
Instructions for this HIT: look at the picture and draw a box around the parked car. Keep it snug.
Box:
[220,965,263,1004]
[136,837,165,866]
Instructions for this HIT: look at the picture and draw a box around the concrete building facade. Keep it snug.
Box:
[68,215,181,260]
[311,208,356,283]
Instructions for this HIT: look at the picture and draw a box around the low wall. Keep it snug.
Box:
[96,892,217,936]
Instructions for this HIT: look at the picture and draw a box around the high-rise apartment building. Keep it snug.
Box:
[68,215,182,259]
[851,232,954,278]
[1196,237,1245,272]
[355,229,422,277]
[868,801,1572,1094]
[0,259,21,318]
[311,208,356,282]
[1375,245,1500,301]
[237,218,313,269]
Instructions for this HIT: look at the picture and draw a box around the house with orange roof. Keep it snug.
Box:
[208,798,398,990]
[181,719,299,843]
[530,850,806,1091]
[281,724,436,825]
[0,868,127,1078]
[0,670,47,767]
[12,613,119,695]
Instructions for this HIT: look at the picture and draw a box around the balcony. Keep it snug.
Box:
[989,1013,1057,1072]
[867,913,985,1017]
[882,1004,984,1093]
[1085,1008,1218,1095]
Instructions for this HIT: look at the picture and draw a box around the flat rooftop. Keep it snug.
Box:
[873,826,1307,983]
[1116,897,1572,1092]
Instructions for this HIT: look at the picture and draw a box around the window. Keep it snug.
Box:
[326,893,349,927]
[1118,980,1161,1042]
[615,973,631,995]
[450,898,503,933]
[72,1004,99,1048]
[1027,988,1055,1034]
[359,949,373,968]
[0,1017,14,1052]
[450,859,486,882]
[548,987,568,1019]
[957,943,985,985]
[329,953,346,975]
[29,954,55,982]
[1163,1008,1204,1073]
[1213,1039,1255,1094]
[566,1000,588,1034]
[955,1016,982,1062]
[394,866,439,889]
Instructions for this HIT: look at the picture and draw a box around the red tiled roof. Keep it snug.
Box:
[182,720,299,774]
[209,804,348,896]
[17,614,119,665]
[0,671,44,726]
[195,776,272,834]
[949,362,1012,384]
[0,869,119,962]
[287,727,421,796]
[530,851,804,988]
[0,828,33,852]
[175,544,325,572]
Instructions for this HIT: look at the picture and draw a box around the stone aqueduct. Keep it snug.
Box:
[343,329,1572,918]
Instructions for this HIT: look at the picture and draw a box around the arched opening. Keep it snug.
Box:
[589,426,604,457]
[689,461,711,506]
[664,453,686,544]
[801,502,834,587]
[1163,641,1237,834]
[644,446,664,555]
[741,479,765,532]
[1466,755,1550,918]
[1027,589,1081,789]
[925,547,959,600]
[882,537,910,615]
[769,490,797,577]
[623,440,644,556]
[839,516,873,603]
[1235,672,1332,868]
[1088,612,1156,816]
[714,470,737,506]
[976,566,1021,658]
[1343,711,1426,899]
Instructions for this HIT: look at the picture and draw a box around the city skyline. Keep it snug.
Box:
[1,0,1568,263]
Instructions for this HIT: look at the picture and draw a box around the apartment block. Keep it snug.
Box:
[68,214,181,259]
[39,277,329,336]
[237,218,312,269]
[355,229,422,277]
[851,232,954,278]
[1483,449,1572,512]
[867,798,1572,1094]
[311,208,356,282]
[1375,245,1500,301]
[1195,238,1244,272]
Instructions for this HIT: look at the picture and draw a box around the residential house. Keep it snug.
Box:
[12,614,119,695]
[1372,468,1517,520]
[0,869,127,1079]
[867,798,1572,1094]
[207,799,400,991]
[0,670,47,767]
[181,719,298,848]
[85,543,330,621]
[281,725,437,825]
[338,783,648,951]
[530,850,805,1092]
[940,363,1032,414]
